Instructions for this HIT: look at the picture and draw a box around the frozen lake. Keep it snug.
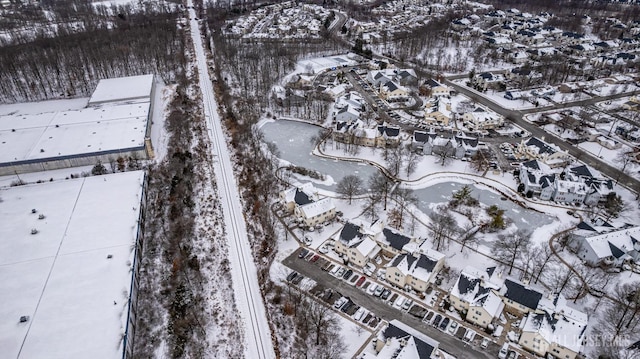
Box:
[413,182,554,231]
[260,119,378,190]
[260,119,554,229]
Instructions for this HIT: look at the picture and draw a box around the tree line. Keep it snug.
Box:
[0,5,185,103]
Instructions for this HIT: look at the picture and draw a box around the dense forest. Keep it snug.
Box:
[0,2,185,103]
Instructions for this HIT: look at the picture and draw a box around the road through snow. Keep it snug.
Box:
[187,3,276,358]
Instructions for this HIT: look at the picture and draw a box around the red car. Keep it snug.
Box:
[356,276,366,288]
[310,254,320,263]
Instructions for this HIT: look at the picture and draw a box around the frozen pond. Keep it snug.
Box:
[413,182,554,231]
[260,119,378,190]
[261,119,554,230]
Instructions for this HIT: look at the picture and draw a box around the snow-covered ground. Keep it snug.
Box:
[188,2,276,357]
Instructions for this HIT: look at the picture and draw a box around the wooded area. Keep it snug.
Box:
[0,5,185,103]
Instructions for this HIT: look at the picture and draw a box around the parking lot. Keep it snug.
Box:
[283,248,503,359]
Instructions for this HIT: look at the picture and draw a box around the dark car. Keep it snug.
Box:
[342,269,353,280]
[381,289,391,300]
[341,301,353,313]
[310,254,320,263]
[432,314,442,327]
[439,317,450,331]
[298,248,309,259]
[286,271,298,282]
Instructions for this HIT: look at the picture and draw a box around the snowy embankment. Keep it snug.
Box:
[187,1,276,358]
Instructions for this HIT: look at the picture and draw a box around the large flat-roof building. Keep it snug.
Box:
[0,75,156,175]
[0,170,146,358]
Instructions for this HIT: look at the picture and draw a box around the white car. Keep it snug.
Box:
[353,307,366,321]
[480,337,490,349]
[319,244,329,254]
[367,284,378,295]
[303,236,312,245]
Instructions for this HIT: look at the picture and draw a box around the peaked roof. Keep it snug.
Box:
[502,279,543,310]
[294,188,312,206]
[383,320,438,359]
[380,227,411,251]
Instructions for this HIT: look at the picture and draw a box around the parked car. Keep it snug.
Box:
[432,314,442,328]
[480,337,490,349]
[303,236,312,245]
[439,317,450,331]
[381,289,391,300]
[356,276,366,288]
[341,301,353,313]
[354,307,366,321]
[310,254,320,263]
[363,263,375,276]
[334,297,348,309]
[336,267,346,278]
[286,271,298,282]
[374,285,384,297]
[402,299,413,311]
[498,343,509,359]
[463,329,476,343]
[367,283,379,295]
[448,321,458,334]
[298,248,309,259]
[342,269,353,280]
[319,244,329,254]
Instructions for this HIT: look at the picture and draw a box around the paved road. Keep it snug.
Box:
[188,2,276,358]
[282,252,498,359]
[444,79,640,193]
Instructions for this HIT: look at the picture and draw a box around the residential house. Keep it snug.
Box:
[519,294,588,359]
[374,227,419,257]
[294,197,336,227]
[279,183,318,213]
[424,79,451,97]
[324,84,347,98]
[334,105,361,123]
[519,160,555,200]
[334,220,381,267]
[498,278,544,315]
[333,119,362,144]
[453,131,479,157]
[423,98,452,127]
[380,81,409,101]
[368,320,441,359]
[474,72,505,91]
[515,137,570,168]
[411,129,437,152]
[568,219,640,267]
[552,179,588,204]
[385,247,445,292]
[462,107,504,131]
[424,136,456,158]
[376,124,402,148]
[449,266,504,329]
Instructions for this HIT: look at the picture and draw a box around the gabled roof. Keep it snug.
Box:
[380,227,412,251]
[294,188,312,206]
[378,125,400,138]
[298,197,335,220]
[383,320,439,359]
[525,137,556,155]
[502,279,543,310]
[339,222,366,246]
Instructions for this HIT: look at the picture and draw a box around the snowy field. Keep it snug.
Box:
[0,170,145,358]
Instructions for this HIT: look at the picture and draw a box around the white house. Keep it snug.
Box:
[449,266,504,328]
[519,294,588,359]
[385,247,445,292]
[294,197,336,228]
[462,107,504,131]
[569,219,640,267]
[368,320,441,359]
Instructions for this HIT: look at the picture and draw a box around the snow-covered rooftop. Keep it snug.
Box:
[88,74,154,105]
[0,171,145,358]
[299,197,335,219]
[0,101,150,165]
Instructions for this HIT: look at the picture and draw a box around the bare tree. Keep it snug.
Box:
[369,172,393,210]
[458,222,479,252]
[593,282,640,346]
[491,229,531,275]
[615,149,636,174]
[469,148,491,173]
[336,175,363,204]
[428,206,459,251]
[391,187,417,230]
[531,243,557,284]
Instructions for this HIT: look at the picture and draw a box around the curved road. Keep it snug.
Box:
[444,79,640,194]
[188,3,276,358]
